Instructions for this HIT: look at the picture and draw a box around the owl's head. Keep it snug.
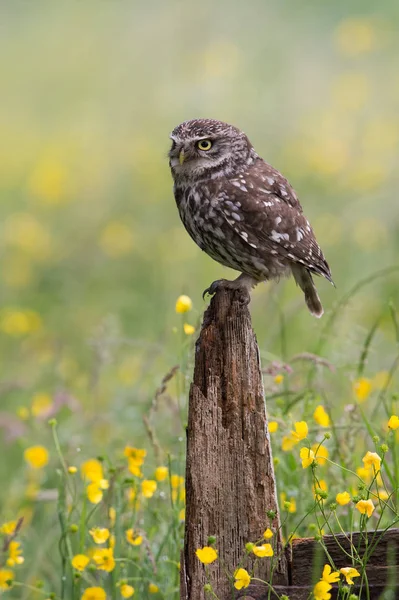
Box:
[169,119,256,183]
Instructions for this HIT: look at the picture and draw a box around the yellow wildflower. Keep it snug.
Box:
[149,583,159,593]
[362,451,381,472]
[356,499,375,518]
[313,405,330,427]
[179,508,185,521]
[81,587,106,600]
[281,435,296,452]
[24,445,49,469]
[291,421,308,441]
[99,221,134,258]
[120,584,135,598]
[7,541,24,566]
[109,507,116,527]
[141,480,157,498]
[93,547,115,572]
[68,466,78,474]
[263,528,273,539]
[71,554,90,571]
[128,461,142,477]
[184,323,195,335]
[234,568,251,590]
[353,377,372,402]
[356,466,372,483]
[268,421,278,433]
[170,474,184,489]
[175,295,192,313]
[154,466,168,481]
[377,490,389,501]
[0,569,14,590]
[31,393,52,417]
[281,492,297,513]
[313,580,332,600]
[274,374,284,384]
[89,528,110,544]
[313,480,328,498]
[300,447,315,468]
[124,447,146,463]
[252,543,273,557]
[340,567,361,585]
[81,459,104,483]
[334,17,376,57]
[312,444,329,466]
[125,529,143,546]
[87,483,103,505]
[321,564,340,583]
[195,546,218,564]
[17,407,30,420]
[0,521,17,536]
[388,415,399,430]
[0,308,42,336]
[336,491,351,506]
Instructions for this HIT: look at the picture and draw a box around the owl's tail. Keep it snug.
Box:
[291,265,323,318]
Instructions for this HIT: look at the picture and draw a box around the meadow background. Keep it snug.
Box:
[1,1,399,598]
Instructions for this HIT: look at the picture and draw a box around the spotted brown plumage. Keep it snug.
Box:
[169,118,333,317]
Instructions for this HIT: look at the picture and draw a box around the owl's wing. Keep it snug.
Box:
[212,172,333,283]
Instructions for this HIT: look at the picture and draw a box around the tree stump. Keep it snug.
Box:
[181,289,288,599]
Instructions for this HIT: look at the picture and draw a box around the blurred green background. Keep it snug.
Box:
[0,0,399,594]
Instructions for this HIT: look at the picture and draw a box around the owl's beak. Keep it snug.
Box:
[179,149,185,165]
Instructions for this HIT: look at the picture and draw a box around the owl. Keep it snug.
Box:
[168,119,333,317]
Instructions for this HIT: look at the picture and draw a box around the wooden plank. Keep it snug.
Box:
[181,289,288,600]
[291,529,399,586]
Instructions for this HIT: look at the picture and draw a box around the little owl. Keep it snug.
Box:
[168,118,333,317]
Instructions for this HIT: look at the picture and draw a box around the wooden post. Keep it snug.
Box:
[181,289,289,599]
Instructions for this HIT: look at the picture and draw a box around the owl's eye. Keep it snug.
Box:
[196,139,213,151]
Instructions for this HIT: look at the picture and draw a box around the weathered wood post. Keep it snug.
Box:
[181,289,289,599]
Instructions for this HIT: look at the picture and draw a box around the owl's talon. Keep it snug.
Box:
[202,280,223,299]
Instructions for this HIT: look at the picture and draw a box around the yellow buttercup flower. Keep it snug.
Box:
[124,447,146,463]
[141,480,157,498]
[120,584,135,598]
[92,547,115,572]
[175,295,192,314]
[353,377,372,402]
[356,466,372,483]
[71,554,90,571]
[179,508,185,521]
[89,528,110,544]
[388,415,399,430]
[263,528,273,539]
[99,221,134,258]
[0,521,17,535]
[356,499,375,518]
[312,444,329,466]
[362,451,381,472]
[274,374,284,385]
[125,529,143,546]
[81,587,106,600]
[24,445,49,469]
[87,483,103,505]
[299,447,315,468]
[281,435,296,452]
[280,492,297,513]
[81,459,104,483]
[154,466,168,481]
[6,541,24,566]
[268,421,278,433]
[313,580,332,600]
[340,567,361,585]
[291,421,308,442]
[109,507,116,527]
[234,568,251,590]
[313,405,330,427]
[184,323,195,335]
[195,546,218,564]
[377,490,389,501]
[252,543,273,557]
[170,474,184,489]
[68,466,78,474]
[0,308,42,336]
[336,491,351,506]
[321,564,340,583]
[0,569,14,590]
[31,393,53,417]
[148,583,159,593]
